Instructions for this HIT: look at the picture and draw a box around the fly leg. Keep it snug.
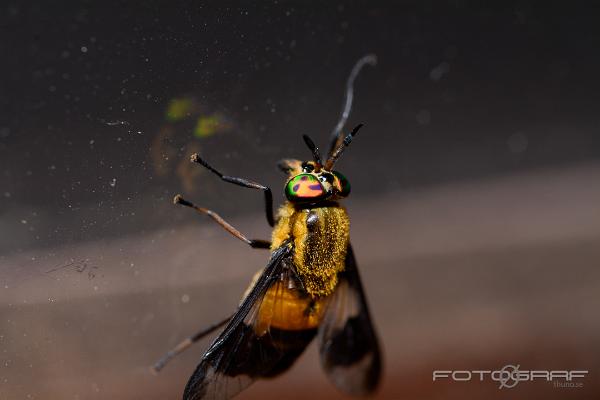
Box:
[173,195,271,249]
[151,314,233,373]
[190,153,275,227]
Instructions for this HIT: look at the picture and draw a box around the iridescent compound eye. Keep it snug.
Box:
[285,174,326,202]
[333,171,351,197]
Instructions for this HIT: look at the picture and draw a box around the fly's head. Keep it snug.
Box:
[278,125,362,205]
[280,160,350,203]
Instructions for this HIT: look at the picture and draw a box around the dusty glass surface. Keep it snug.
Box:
[1,2,600,399]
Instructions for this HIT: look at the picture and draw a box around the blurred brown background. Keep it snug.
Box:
[1,2,600,399]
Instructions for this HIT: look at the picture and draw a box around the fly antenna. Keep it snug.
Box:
[302,134,322,165]
[328,54,377,157]
[324,123,363,170]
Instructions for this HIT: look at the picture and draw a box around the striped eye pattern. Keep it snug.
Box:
[285,171,351,202]
[285,174,326,202]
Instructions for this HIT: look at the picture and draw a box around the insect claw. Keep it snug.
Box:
[173,194,193,208]
[190,153,223,177]
[149,364,161,375]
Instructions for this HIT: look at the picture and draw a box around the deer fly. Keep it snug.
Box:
[153,55,381,400]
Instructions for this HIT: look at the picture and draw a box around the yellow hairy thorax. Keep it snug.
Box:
[270,202,350,298]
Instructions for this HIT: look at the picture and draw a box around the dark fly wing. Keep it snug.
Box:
[182,244,289,400]
[183,243,315,400]
[318,244,382,395]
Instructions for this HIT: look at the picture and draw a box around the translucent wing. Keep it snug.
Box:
[183,243,318,400]
[318,244,382,395]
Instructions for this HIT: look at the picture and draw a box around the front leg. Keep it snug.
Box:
[190,153,275,227]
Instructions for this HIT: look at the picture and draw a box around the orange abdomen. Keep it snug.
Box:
[254,282,329,335]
